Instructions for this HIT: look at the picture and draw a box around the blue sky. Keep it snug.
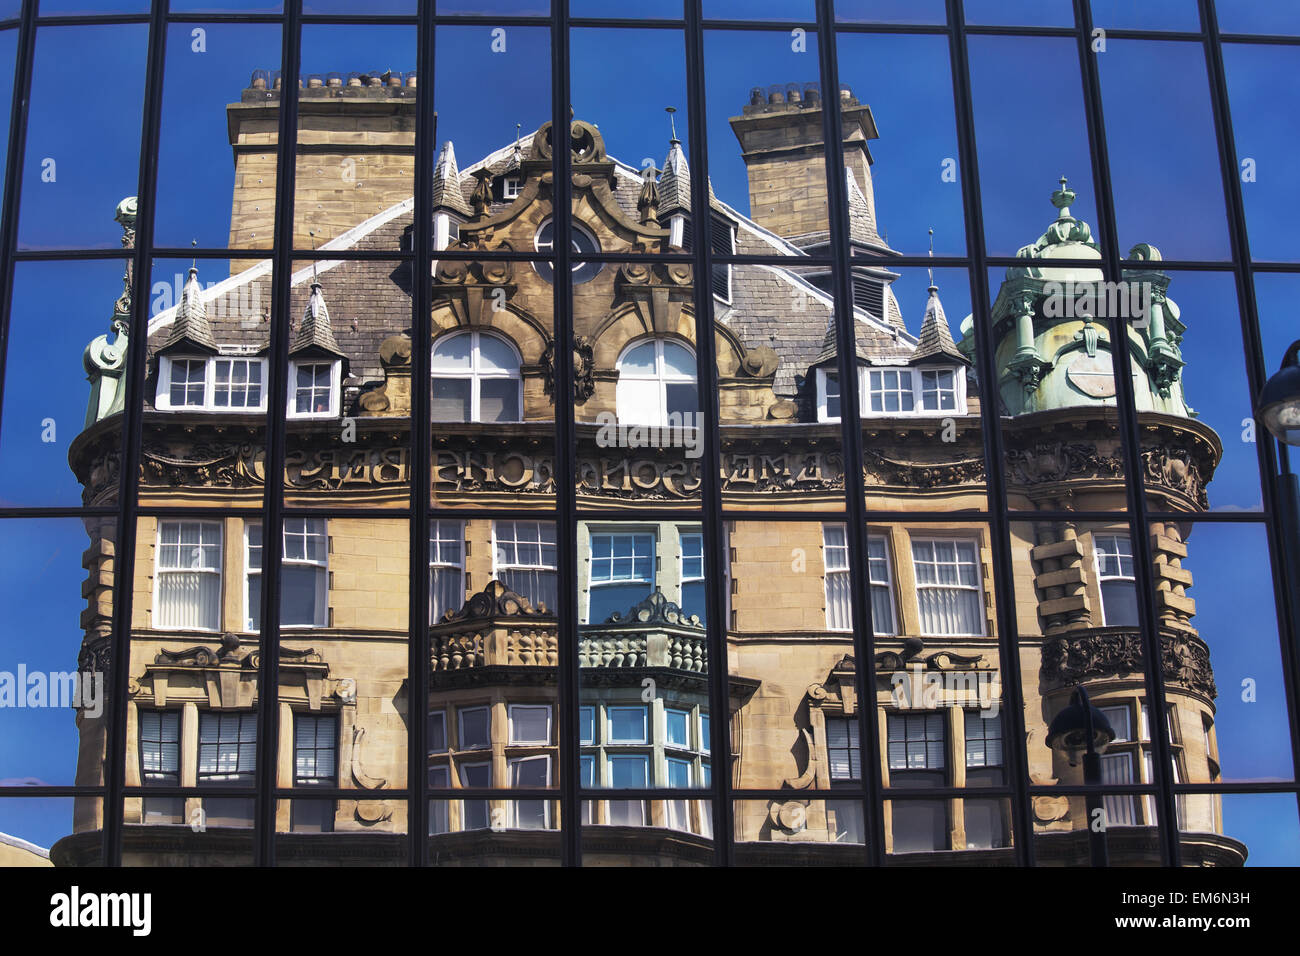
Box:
[2,12,1299,862]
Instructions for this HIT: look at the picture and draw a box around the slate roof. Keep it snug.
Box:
[144,121,971,418]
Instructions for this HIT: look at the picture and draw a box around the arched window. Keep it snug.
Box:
[431,329,522,423]
[616,339,698,426]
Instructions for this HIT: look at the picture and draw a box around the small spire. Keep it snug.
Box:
[658,133,692,216]
[291,275,346,360]
[160,263,217,354]
[432,141,472,217]
[190,238,197,272]
[1051,175,1075,218]
[927,227,935,289]
[910,279,967,367]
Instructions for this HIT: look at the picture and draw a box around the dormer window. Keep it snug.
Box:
[288,360,341,419]
[816,364,966,422]
[682,214,735,303]
[156,355,268,413]
[501,176,522,200]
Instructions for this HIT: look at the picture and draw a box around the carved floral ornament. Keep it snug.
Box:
[1041,629,1217,700]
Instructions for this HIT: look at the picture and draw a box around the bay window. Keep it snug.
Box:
[586,531,655,624]
[157,355,268,412]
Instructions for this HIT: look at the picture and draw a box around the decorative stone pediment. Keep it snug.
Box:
[1041,627,1217,701]
[138,636,329,710]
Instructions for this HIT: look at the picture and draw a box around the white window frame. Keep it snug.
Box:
[615,338,698,428]
[533,218,602,284]
[910,536,986,637]
[431,329,523,424]
[428,711,448,755]
[429,519,465,625]
[286,359,341,419]
[155,519,223,632]
[502,176,522,199]
[607,705,649,745]
[157,355,269,413]
[586,529,657,625]
[457,706,491,751]
[492,520,558,613]
[1094,533,1137,626]
[507,704,552,745]
[823,524,897,635]
[665,707,691,752]
[816,366,844,423]
[245,518,328,632]
[678,528,705,617]
[868,367,916,414]
[917,366,961,413]
[507,754,552,828]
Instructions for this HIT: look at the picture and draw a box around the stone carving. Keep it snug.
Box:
[142,441,263,488]
[357,335,413,415]
[1041,629,1216,700]
[350,726,387,790]
[1004,441,1123,485]
[602,588,701,629]
[430,632,485,671]
[441,579,551,621]
[862,449,984,488]
[541,335,596,404]
[155,632,243,666]
[1141,444,1208,509]
[872,639,983,672]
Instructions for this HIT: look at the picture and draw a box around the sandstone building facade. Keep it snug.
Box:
[55,73,1242,867]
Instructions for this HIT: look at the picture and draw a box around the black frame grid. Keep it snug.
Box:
[0,0,1295,868]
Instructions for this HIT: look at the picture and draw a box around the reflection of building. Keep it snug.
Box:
[54,75,1243,866]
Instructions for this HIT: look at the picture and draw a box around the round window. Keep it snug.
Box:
[534,219,602,284]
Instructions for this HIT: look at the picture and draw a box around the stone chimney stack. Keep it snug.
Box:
[728,82,879,245]
[227,70,417,270]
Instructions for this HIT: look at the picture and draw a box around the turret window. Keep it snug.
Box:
[1094,533,1139,627]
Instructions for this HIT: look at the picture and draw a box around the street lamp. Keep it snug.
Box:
[1046,684,1116,867]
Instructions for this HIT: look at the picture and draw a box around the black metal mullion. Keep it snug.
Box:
[1071,0,1181,866]
[87,2,164,872]
[93,0,170,868]
[550,0,581,869]
[681,0,735,867]
[945,0,1036,867]
[253,0,303,868]
[1199,0,1300,809]
[0,0,39,468]
[406,0,436,868]
[816,0,886,866]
